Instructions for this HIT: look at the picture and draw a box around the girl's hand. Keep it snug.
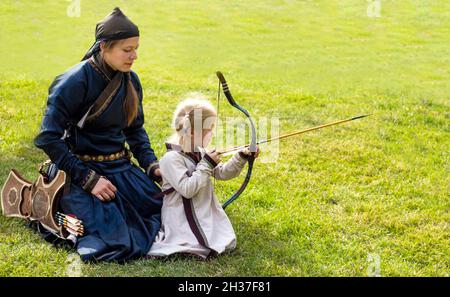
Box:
[91,177,117,202]
[154,168,163,185]
[241,146,260,159]
[207,149,222,164]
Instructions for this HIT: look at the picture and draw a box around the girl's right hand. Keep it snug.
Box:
[91,177,117,202]
[207,149,222,164]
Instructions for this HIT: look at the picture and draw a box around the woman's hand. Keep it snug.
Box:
[241,146,260,159]
[91,176,117,202]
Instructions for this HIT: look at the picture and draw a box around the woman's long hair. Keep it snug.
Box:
[102,40,139,127]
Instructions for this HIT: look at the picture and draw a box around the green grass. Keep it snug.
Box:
[0,0,449,276]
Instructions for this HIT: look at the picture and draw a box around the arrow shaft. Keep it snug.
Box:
[217,114,370,155]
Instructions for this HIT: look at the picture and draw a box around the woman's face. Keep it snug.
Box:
[101,37,139,72]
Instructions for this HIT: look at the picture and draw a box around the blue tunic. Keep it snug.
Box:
[34,60,162,262]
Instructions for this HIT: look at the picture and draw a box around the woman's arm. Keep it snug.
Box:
[123,106,158,169]
[33,74,101,192]
[123,72,159,180]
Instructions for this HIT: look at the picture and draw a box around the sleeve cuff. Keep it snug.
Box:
[238,151,250,160]
[146,161,162,183]
[203,153,218,169]
[80,169,101,192]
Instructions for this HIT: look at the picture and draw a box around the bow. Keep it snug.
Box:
[216,71,257,209]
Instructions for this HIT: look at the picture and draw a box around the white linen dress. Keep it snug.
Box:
[147,145,248,259]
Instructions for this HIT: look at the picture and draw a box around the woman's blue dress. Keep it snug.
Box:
[34,59,162,262]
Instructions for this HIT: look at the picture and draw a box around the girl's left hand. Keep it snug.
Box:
[241,146,260,158]
[154,168,162,185]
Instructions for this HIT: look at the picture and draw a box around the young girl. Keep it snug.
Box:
[148,96,259,259]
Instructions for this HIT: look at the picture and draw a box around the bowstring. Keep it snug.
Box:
[214,80,221,192]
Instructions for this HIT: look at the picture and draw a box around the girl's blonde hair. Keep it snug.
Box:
[168,93,217,152]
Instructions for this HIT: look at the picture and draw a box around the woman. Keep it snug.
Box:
[34,7,162,262]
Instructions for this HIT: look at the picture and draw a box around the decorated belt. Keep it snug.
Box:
[77,149,132,162]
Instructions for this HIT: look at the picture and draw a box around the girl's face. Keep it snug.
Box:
[189,128,213,149]
[101,37,139,72]
[202,129,213,147]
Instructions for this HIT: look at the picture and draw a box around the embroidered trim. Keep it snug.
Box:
[238,151,250,160]
[80,170,94,188]
[179,152,200,166]
[165,143,182,151]
[88,58,111,82]
[77,149,129,162]
[85,83,121,123]
[85,58,123,124]
[182,197,211,252]
[153,187,175,199]
[146,161,162,183]
[186,152,201,164]
[203,154,218,168]
[80,170,100,192]
[146,161,160,176]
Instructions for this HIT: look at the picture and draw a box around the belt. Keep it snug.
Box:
[77,149,132,162]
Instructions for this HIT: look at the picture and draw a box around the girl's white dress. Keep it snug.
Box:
[148,145,248,259]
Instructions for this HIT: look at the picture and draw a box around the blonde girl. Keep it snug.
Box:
[148,95,259,259]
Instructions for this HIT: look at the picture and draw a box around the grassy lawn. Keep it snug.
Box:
[0,0,448,276]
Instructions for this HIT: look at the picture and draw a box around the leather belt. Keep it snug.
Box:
[77,149,132,162]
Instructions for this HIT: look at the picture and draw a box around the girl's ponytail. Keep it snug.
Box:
[168,94,217,152]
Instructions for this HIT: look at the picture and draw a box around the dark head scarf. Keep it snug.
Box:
[81,7,140,127]
[81,7,139,61]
